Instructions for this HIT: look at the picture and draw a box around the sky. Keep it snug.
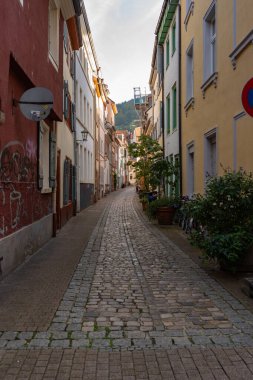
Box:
[84,0,164,104]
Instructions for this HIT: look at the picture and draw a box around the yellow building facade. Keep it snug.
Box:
[181,0,253,195]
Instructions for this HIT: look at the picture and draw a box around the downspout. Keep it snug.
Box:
[178,3,183,196]
[52,121,57,236]
[73,51,77,215]
[161,45,165,195]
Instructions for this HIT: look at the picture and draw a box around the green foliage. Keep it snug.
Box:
[128,135,163,191]
[147,196,181,219]
[115,99,137,131]
[150,157,180,189]
[187,169,253,269]
[201,228,253,272]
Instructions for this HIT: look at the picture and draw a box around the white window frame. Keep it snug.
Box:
[187,142,195,196]
[48,0,60,69]
[204,129,217,184]
[186,40,194,102]
[203,1,216,81]
[40,122,52,193]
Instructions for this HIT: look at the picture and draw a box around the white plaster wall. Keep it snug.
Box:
[164,7,180,159]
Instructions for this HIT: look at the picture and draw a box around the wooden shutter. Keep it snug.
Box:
[63,159,69,205]
[49,131,56,188]
[63,80,69,119]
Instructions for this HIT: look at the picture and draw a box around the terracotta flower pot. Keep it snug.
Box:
[141,201,147,211]
[157,206,176,225]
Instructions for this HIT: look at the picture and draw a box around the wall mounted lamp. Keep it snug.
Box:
[77,129,88,142]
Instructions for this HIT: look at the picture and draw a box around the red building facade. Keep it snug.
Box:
[0,0,64,276]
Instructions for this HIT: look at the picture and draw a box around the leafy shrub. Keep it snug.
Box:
[187,169,253,269]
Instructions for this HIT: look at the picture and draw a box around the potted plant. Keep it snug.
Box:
[147,196,181,225]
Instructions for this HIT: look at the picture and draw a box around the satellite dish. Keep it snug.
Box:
[19,87,54,121]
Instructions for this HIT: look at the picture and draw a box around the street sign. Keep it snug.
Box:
[242,78,253,117]
[19,87,54,121]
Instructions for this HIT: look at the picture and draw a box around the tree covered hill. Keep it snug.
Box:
[115,99,138,131]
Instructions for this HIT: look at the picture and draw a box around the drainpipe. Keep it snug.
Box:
[178,4,183,196]
[52,121,57,236]
[161,45,165,195]
[73,51,77,215]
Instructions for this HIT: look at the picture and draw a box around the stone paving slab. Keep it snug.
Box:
[1,188,253,379]
[0,196,112,332]
[0,188,253,352]
[1,347,253,379]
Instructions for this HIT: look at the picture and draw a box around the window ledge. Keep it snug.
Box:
[201,72,218,98]
[184,1,194,30]
[229,29,253,69]
[41,188,52,194]
[184,97,195,115]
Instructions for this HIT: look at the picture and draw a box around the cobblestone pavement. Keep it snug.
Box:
[1,188,253,379]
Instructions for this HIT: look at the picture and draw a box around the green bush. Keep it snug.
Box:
[187,169,253,269]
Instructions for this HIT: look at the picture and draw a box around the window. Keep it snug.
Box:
[48,0,59,68]
[166,38,170,68]
[187,143,195,196]
[38,122,55,192]
[204,130,217,181]
[203,1,216,80]
[166,95,171,134]
[186,41,194,102]
[90,108,93,134]
[63,158,72,205]
[172,22,176,54]
[186,0,191,11]
[83,96,86,127]
[87,103,90,130]
[172,85,177,130]
[79,88,83,122]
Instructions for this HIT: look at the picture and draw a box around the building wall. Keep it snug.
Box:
[0,0,63,276]
[163,7,180,160]
[181,0,253,195]
[75,40,95,211]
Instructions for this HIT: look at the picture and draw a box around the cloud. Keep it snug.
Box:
[84,0,163,103]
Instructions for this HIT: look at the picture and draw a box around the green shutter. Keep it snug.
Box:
[173,86,177,130]
[49,131,56,188]
[166,39,170,67]
[172,23,176,54]
[167,96,170,134]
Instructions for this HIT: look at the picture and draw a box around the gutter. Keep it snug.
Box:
[73,51,78,215]
[178,4,183,196]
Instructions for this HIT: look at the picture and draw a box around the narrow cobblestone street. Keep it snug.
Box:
[1,188,253,379]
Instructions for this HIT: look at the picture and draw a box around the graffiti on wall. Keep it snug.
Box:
[0,140,52,238]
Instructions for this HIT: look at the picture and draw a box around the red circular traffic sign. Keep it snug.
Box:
[242,78,253,117]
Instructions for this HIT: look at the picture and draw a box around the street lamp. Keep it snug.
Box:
[77,129,88,142]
